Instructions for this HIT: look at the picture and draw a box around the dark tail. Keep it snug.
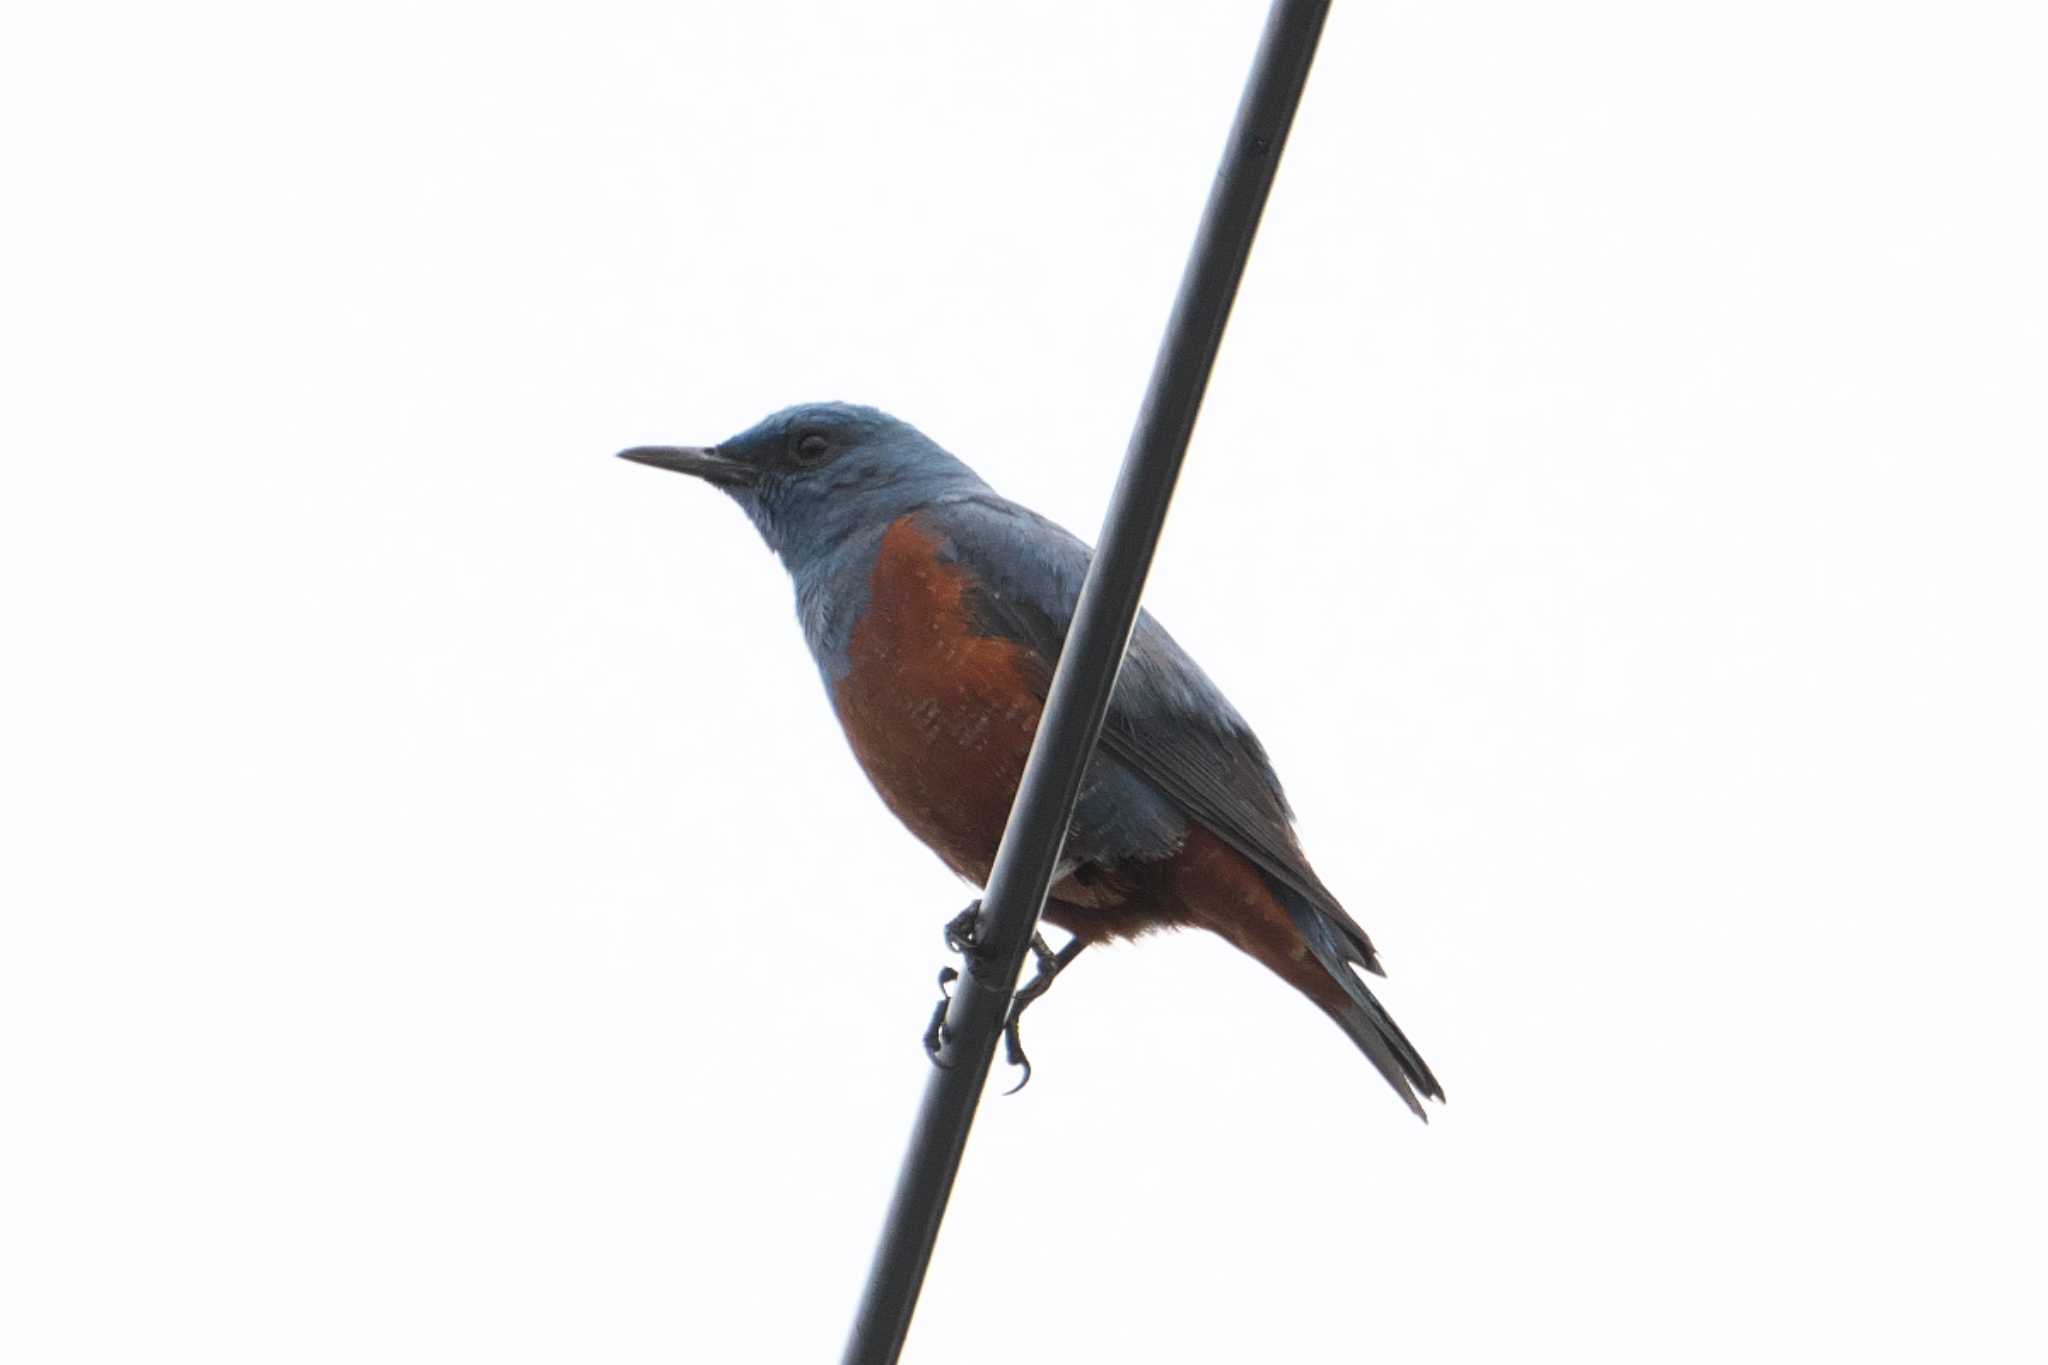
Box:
[1270,878,1444,1121]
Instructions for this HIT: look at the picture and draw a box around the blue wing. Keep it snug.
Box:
[921,493,1386,975]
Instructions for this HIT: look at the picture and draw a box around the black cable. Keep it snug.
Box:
[841,4,1332,1359]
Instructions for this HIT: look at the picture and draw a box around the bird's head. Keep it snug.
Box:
[619,402,988,570]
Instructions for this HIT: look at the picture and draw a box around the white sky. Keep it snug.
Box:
[5,2,2045,1361]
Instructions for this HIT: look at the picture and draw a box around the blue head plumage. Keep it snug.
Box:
[621,402,989,573]
[620,402,997,681]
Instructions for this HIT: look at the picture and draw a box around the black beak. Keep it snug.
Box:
[616,445,758,487]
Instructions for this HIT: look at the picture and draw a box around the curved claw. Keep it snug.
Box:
[1000,1018,1034,1095]
[923,966,959,1070]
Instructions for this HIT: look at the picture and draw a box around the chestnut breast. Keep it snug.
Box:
[830,514,1047,884]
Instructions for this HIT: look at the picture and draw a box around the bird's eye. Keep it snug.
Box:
[793,432,832,466]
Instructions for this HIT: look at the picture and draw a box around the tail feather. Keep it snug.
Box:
[1275,881,1444,1120]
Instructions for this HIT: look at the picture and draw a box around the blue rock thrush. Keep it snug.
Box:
[620,402,1442,1118]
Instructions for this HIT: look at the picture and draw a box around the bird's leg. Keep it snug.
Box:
[1000,933,1088,1095]
[923,900,1087,1091]
[942,901,987,962]
[923,900,986,1068]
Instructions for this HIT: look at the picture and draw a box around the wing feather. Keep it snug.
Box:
[927,495,1385,974]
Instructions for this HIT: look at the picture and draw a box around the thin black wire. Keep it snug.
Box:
[840,3,1331,1360]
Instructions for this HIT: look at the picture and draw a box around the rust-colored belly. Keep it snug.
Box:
[831,515,1045,885]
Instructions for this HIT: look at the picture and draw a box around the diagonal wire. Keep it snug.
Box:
[841,4,1333,1360]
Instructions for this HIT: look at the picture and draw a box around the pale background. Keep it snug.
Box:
[4,2,2044,1361]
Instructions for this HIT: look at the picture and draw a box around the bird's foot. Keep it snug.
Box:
[921,900,1086,1094]
[943,900,990,964]
[922,965,960,1068]
[922,901,986,1068]
[999,932,1087,1095]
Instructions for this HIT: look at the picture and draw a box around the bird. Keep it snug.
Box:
[620,402,1442,1119]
